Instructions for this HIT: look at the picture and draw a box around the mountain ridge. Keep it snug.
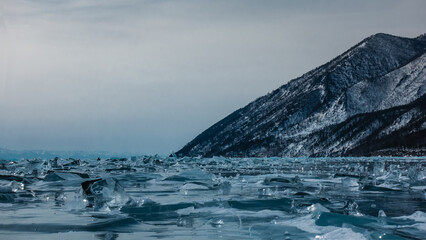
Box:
[177,33,426,157]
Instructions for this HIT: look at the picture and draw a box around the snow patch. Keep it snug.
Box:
[380,110,414,136]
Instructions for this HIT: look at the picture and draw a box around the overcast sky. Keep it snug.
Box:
[0,0,425,155]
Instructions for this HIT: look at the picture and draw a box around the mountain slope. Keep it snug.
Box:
[299,93,426,157]
[177,33,426,157]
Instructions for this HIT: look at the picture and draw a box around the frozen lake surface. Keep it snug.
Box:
[0,156,425,239]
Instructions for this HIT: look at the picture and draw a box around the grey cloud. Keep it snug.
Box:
[0,0,425,154]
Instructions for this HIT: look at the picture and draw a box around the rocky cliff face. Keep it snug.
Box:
[177,33,426,157]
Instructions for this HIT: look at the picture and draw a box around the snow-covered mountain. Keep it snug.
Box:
[177,33,426,157]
